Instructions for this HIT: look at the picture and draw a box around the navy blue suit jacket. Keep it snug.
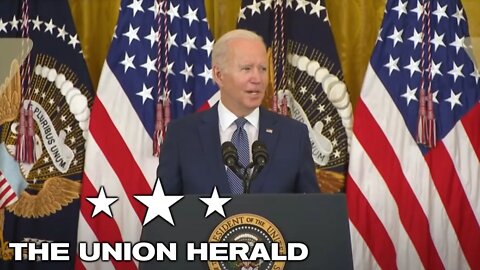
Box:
[157,105,320,195]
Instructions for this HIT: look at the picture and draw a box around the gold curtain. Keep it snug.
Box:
[70,0,480,107]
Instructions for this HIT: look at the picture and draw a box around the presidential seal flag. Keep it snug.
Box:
[0,0,94,269]
[237,0,352,193]
[346,0,480,269]
[75,0,218,269]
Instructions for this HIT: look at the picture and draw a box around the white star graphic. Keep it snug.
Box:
[449,34,465,54]
[134,179,183,226]
[31,16,42,31]
[177,90,193,109]
[0,19,8,33]
[183,6,199,26]
[182,34,197,55]
[86,186,118,218]
[448,62,465,83]
[136,83,154,104]
[432,3,448,23]
[401,85,418,106]
[445,90,462,110]
[44,19,55,34]
[199,187,231,218]
[387,27,403,47]
[384,55,400,75]
[127,0,144,17]
[404,57,421,77]
[120,52,136,73]
[408,28,423,49]
[140,55,157,76]
[452,6,465,26]
[123,24,140,45]
[198,65,213,85]
[392,0,408,19]
[68,34,80,49]
[247,0,262,16]
[411,1,424,20]
[180,62,194,82]
[201,37,214,57]
[144,27,158,48]
[57,24,67,40]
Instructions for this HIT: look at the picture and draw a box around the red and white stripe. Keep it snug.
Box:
[0,171,19,208]
[75,63,159,270]
[347,65,480,270]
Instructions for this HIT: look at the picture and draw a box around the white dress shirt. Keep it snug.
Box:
[218,101,259,163]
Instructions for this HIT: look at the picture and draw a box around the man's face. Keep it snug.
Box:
[214,38,268,117]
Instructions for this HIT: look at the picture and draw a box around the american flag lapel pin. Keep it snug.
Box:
[266,128,273,134]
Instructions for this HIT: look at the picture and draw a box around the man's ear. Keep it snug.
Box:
[212,65,223,87]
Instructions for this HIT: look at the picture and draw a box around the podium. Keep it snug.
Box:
[139,194,353,270]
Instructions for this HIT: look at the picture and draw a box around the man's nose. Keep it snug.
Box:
[250,68,263,83]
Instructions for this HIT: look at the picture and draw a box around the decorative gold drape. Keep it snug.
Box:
[70,0,480,107]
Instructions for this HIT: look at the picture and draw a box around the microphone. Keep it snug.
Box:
[221,142,244,180]
[252,140,268,167]
[245,141,269,193]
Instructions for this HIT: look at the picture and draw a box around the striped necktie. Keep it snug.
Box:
[227,117,249,194]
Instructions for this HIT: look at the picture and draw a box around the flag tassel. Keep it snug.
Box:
[416,88,427,145]
[24,106,36,163]
[15,108,27,162]
[280,94,288,116]
[425,92,436,147]
[153,102,164,157]
[271,93,278,112]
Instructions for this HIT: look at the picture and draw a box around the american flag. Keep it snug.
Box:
[346,0,480,269]
[75,0,218,269]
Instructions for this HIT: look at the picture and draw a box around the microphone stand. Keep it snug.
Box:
[242,163,256,194]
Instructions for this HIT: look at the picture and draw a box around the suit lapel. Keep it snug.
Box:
[251,108,280,192]
[198,105,231,194]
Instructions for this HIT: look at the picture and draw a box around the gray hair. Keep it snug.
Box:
[211,29,265,70]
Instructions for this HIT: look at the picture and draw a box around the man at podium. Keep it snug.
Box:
[157,29,319,195]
